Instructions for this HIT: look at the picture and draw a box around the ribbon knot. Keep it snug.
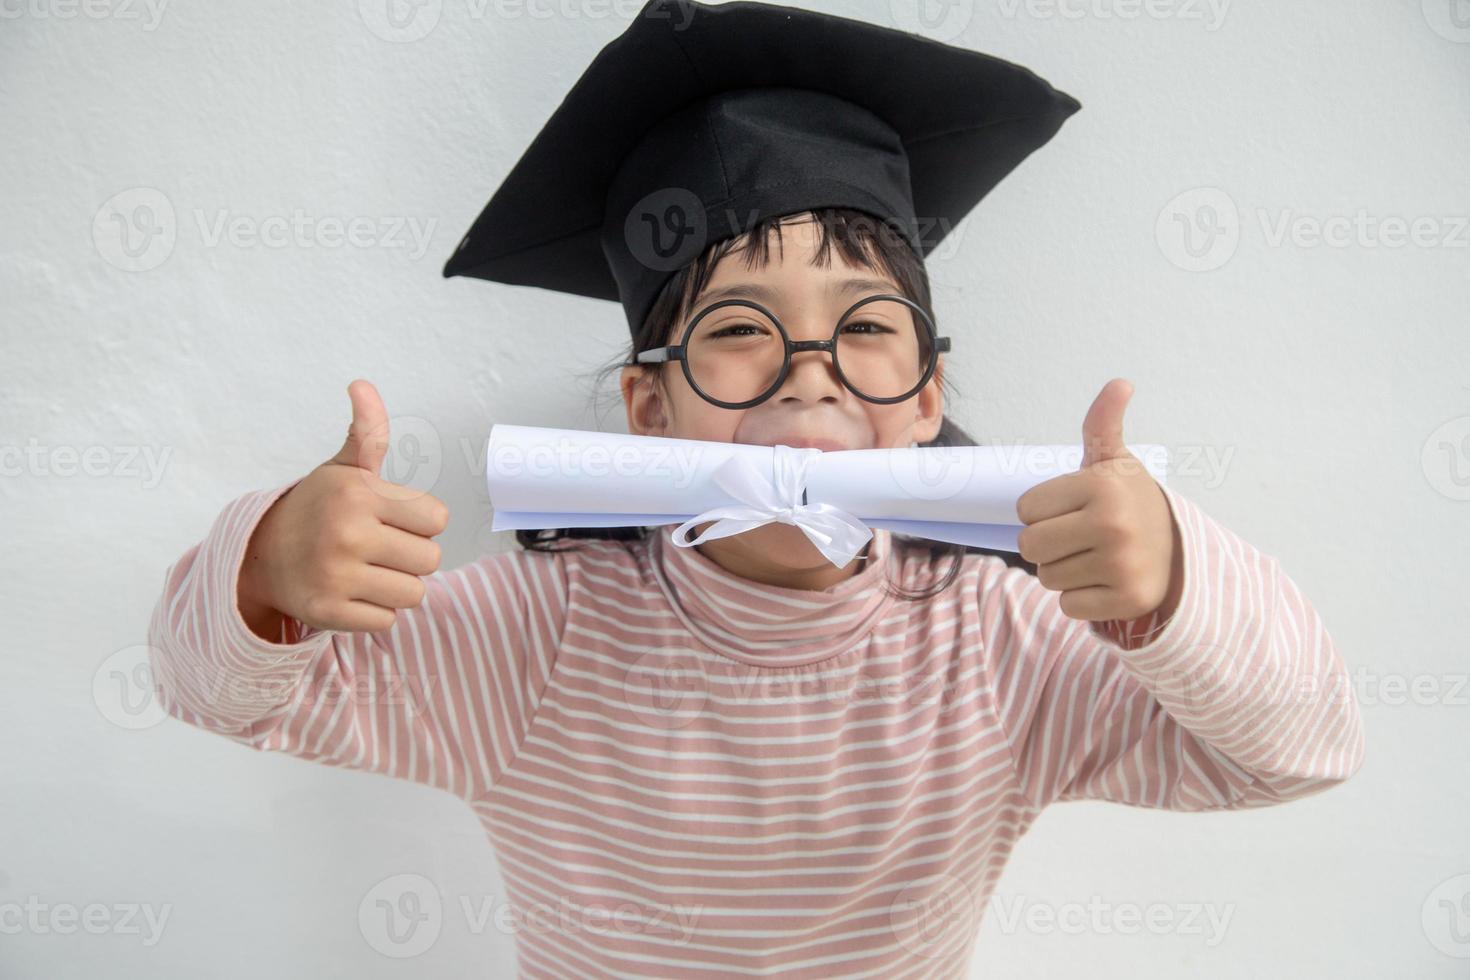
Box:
[670,445,874,568]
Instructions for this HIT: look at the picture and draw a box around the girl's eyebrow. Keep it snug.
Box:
[695,276,898,307]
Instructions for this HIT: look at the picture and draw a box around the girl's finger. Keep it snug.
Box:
[373,490,451,538]
[1015,471,1092,525]
[1036,548,1107,593]
[313,597,399,635]
[1017,509,1095,566]
[1056,585,1119,623]
[350,563,430,610]
[364,523,442,577]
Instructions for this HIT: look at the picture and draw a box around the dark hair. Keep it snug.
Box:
[514,206,1037,600]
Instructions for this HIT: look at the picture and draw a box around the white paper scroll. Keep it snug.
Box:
[485,424,1168,563]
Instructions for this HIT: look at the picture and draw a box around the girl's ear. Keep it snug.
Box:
[621,365,669,436]
[912,357,945,444]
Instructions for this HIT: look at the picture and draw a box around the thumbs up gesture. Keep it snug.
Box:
[238,379,451,635]
[1014,379,1183,624]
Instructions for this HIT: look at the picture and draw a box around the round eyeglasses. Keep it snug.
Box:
[631,293,951,410]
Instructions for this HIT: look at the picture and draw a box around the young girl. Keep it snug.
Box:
[147,3,1365,977]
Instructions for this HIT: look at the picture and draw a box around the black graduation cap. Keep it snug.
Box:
[442,0,1081,340]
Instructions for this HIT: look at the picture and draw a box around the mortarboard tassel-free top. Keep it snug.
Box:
[442,0,1081,339]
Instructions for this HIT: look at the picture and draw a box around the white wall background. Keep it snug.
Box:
[2,1,1467,977]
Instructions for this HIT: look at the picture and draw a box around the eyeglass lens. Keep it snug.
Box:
[684,298,934,404]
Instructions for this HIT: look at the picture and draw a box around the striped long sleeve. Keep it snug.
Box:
[145,476,1368,975]
[986,481,1366,813]
[146,479,570,802]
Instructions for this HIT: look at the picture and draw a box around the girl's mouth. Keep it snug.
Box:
[762,437,851,452]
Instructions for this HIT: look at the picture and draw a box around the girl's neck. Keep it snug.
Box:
[690,525,870,591]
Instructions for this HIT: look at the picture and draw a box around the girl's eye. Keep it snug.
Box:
[841,320,896,335]
[708,322,770,339]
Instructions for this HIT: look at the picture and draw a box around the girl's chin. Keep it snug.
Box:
[731,523,837,568]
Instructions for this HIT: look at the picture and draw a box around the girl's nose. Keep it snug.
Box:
[775,345,845,403]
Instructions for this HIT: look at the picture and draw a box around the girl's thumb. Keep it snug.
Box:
[332,379,391,474]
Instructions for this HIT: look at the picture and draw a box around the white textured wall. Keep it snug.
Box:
[2,1,1467,977]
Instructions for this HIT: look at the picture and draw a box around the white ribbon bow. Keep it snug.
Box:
[670,445,874,568]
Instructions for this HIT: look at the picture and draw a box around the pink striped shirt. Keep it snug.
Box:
[147,477,1365,978]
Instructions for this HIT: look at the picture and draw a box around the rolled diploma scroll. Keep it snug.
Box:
[485,424,1168,553]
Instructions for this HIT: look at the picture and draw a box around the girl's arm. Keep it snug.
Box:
[985,481,1366,812]
[146,479,569,803]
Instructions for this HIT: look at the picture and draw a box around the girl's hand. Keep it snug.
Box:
[238,379,450,635]
[1014,378,1183,623]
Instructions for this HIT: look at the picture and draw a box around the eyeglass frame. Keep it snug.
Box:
[630,293,952,410]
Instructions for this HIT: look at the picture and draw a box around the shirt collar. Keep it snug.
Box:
[647,523,902,668]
